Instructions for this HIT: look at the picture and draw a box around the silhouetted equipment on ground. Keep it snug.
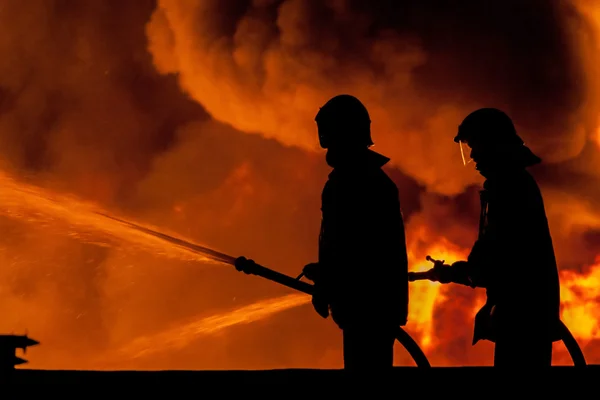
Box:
[234,256,430,367]
[0,334,39,371]
[409,256,587,367]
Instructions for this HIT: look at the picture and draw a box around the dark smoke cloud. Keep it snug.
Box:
[0,0,222,367]
[0,0,207,204]
[147,0,592,195]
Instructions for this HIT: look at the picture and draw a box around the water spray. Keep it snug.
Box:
[94,212,237,265]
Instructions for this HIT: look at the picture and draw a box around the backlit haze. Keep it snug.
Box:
[0,0,599,369]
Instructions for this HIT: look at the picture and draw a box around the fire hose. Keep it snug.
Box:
[234,256,432,368]
[408,256,587,367]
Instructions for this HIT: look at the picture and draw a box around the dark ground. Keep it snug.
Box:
[3,366,598,389]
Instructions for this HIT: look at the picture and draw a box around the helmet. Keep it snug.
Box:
[454,108,524,147]
[315,94,373,149]
[454,108,541,167]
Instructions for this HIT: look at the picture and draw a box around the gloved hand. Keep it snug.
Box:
[302,263,329,318]
[451,261,478,288]
[432,263,454,284]
[302,262,321,282]
[311,287,330,319]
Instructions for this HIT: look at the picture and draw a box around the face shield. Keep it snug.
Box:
[458,140,474,166]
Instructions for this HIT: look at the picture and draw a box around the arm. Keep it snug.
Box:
[431,225,495,289]
[411,236,493,288]
[447,261,479,288]
[458,238,493,288]
[460,177,539,291]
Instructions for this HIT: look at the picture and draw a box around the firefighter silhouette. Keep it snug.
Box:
[425,108,561,367]
[302,94,409,371]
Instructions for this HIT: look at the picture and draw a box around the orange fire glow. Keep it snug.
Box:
[560,259,600,341]
[0,169,599,368]
[0,0,599,371]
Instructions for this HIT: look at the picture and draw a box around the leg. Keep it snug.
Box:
[342,325,395,371]
[494,335,552,367]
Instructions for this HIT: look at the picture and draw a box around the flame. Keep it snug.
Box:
[560,259,600,341]
[407,243,469,350]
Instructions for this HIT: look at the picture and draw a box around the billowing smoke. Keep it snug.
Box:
[146,0,593,194]
[0,0,598,369]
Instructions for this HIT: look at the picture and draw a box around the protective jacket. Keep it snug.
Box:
[317,149,409,329]
[458,170,562,344]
